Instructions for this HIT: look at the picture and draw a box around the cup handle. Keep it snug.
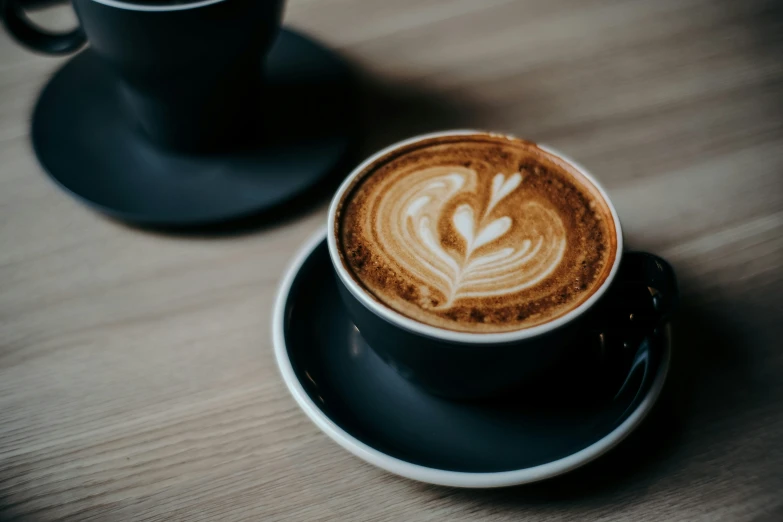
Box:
[613,251,679,325]
[1,0,86,55]
[593,251,678,346]
[590,252,678,399]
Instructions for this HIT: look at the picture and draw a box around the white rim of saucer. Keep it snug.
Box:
[326,130,625,344]
[90,0,226,13]
[272,228,671,489]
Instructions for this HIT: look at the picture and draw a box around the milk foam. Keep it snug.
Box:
[376,167,566,309]
[338,134,616,333]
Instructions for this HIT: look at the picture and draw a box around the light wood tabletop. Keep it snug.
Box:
[1,0,782,520]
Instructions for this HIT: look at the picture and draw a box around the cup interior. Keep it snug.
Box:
[327,130,624,344]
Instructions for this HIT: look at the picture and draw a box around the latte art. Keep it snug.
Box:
[378,167,567,309]
[338,134,617,333]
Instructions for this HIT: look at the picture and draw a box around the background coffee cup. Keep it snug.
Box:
[1,0,285,152]
[327,131,678,399]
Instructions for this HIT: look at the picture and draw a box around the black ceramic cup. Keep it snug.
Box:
[1,0,285,151]
[327,131,678,399]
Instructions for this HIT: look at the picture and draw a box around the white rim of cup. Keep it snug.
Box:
[90,0,226,13]
[273,228,670,488]
[327,130,625,344]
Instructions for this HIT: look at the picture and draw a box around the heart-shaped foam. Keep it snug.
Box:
[373,166,567,309]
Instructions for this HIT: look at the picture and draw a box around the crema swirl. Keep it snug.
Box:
[336,134,617,333]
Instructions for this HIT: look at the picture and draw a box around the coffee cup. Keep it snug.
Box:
[1,0,285,151]
[327,130,677,399]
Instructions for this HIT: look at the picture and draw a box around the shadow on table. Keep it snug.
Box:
[411,296,751,504]
[0,498,45,522]
[0,514,41,522]
[122,68,484,239]
[349,72,487,159]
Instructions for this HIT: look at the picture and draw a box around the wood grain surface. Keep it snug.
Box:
[1,0,782,520]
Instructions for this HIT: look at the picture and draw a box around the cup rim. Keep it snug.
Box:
[90,0,226,12]
[327,130,624,344]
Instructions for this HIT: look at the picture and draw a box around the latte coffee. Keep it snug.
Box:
[335,133,618,333]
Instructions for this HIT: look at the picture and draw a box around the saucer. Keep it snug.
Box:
[273,229,671,488]
[31,29,356,227]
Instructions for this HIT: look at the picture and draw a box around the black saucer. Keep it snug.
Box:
[273,230,671,488]
[31,29,356,227]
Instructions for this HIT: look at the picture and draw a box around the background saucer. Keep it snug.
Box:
[32,29,356,227]
[273,230,671,488]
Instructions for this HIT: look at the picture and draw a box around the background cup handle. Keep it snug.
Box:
[1,0,86,55]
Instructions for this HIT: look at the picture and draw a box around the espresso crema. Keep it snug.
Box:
[336,134,617,333]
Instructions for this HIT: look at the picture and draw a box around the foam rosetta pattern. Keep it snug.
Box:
[337,134,617,333]
[375,167,566,309]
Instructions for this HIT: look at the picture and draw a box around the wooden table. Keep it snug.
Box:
[1,0,782,520]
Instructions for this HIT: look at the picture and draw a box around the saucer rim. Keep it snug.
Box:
[272,227,671,488]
